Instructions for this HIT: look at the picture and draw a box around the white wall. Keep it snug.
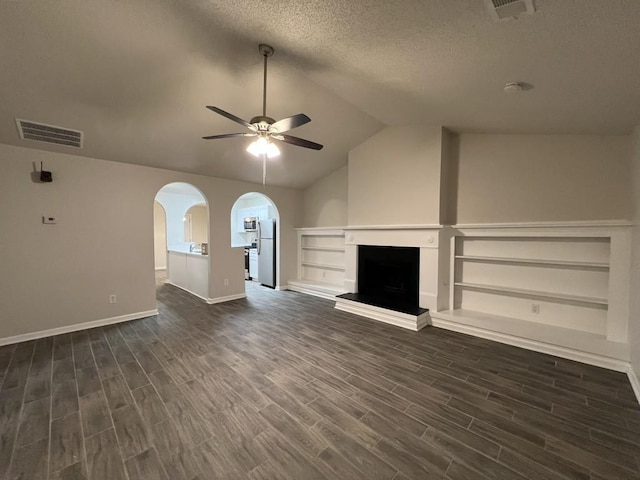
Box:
[0,143,301,340]
[454,134,633,224]
[348,126,443,226]
[153,201,167,270]
[630,126,640,381]
[302,166,348,227]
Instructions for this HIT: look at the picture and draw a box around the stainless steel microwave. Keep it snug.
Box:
[244,217,258,231]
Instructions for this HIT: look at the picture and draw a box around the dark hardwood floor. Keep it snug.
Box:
[1,277,639,479]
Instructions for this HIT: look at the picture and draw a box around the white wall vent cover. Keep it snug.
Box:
[16,119,83,148]
[484,0,536,21]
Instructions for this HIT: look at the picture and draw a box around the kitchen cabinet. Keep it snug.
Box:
[249,249,259,281]
[167,250,209,299]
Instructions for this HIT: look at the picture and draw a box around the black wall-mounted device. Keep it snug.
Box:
[40,161,52,182]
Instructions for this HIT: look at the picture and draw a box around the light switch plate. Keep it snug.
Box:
[42,216,56,224]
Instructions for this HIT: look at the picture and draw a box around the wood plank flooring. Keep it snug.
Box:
[1,277,639,479]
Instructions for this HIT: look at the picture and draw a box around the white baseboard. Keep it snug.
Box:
[207,293,247,304]
[0,309,158,346]
[335,298,429,332]
[627,365,640,404]
[165,281,246,305]
[165,281,211,303]
[430,316,631,373]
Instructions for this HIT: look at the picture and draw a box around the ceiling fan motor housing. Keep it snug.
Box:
[249,116,276,131]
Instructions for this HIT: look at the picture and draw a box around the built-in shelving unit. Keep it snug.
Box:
[289,228,347,300]
[451,234,611,335]
[429,224,633,369]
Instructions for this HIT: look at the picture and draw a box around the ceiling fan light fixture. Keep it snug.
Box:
[247,136,280,158]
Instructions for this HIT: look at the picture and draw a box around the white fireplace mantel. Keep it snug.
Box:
[337,225,452,330]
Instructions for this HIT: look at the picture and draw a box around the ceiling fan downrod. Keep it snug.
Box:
[259,44,274,119]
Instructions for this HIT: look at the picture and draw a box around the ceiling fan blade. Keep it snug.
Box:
[202,133,256,140]
[270,114,311,133]
[275,134,324,151]
[206,106,257,131]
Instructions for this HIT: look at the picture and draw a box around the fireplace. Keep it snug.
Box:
[335,227,444,330]
[337,245,424,316]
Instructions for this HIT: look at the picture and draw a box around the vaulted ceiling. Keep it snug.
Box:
[1,1,638,188]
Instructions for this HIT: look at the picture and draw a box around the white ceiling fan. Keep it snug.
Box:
[202,44,323,159]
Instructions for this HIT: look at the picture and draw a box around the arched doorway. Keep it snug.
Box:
[154,182,210,301]
[230,192,280,291]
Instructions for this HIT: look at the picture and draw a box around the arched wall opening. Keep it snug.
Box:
[154,182,210,301]
[230,192,281,289]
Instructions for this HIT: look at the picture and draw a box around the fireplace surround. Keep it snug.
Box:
[335,226,449,331]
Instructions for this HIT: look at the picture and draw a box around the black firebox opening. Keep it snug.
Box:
[340,245,422,315]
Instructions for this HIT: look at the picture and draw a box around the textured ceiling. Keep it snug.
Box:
[0,0,638,188]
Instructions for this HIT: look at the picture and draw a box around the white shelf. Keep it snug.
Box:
[454,282,608,306]
[301,246,345,252]
[455,255,608,269]
[301,262,345,271]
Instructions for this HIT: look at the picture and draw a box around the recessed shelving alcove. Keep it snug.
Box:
[430,222,633,370]
[289,228,347,299]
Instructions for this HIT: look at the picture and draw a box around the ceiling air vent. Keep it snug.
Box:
[484,0,536,21]
[16,119,83,148]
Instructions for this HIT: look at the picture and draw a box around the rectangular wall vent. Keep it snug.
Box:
[485,0,536,21]
[16,119,83,148]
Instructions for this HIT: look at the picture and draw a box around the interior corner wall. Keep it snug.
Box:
[453,134,633,224]
[629,125,640,382]
[0,143,301,341]
[301,166,348,227]
[439,128,457,225]
[348,125,443,226]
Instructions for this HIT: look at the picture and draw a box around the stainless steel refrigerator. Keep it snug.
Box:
[257,219,276,288]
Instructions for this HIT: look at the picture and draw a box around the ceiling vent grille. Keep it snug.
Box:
[16,119,83,148]
[485,0,536,21]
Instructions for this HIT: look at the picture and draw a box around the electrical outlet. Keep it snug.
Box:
[531,304,540,314]
[224,279,229,286]
[109,294,117,304]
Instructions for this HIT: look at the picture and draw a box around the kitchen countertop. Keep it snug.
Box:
[167,249,208,257]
